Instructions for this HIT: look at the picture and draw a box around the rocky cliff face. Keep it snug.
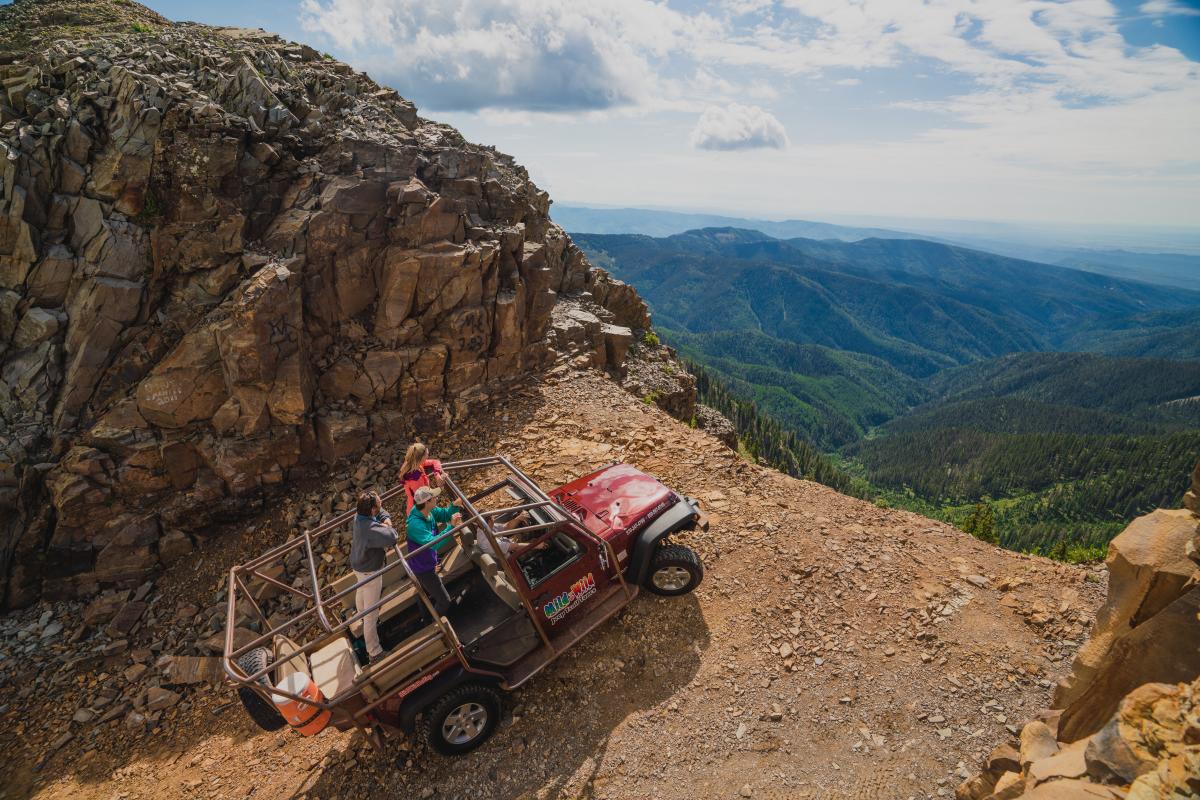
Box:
[0,0,654,608]
[957,464,1200,800]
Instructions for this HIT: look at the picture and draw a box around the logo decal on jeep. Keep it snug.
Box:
[543,573,597,623]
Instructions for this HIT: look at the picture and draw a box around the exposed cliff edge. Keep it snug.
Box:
[0,370,1106,799]
[0,0,661,608]
[957,464,1200,800]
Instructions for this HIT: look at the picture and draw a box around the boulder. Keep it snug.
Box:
[695,404,737,449]
[1027,737,1089,786]
[985,772,1024,800]
[956,775,994,800]
[24,246,76,306]
[159,655,224,686]
[202,626,257,655]
[158,530,194,565]
[12,308,64,351]
[1054,509,1200,741]
[82,590,130,626]
[600,323,634,369]
[1014,780,1123,799]
[316,413,370,465]
[145,687,180,712]
[1084,683,1175,783]
[589,271,651,330]
[984,744,1021,778]
[106,600,148,638]
[1019,721,1059,766]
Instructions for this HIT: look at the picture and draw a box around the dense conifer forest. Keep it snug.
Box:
[579,228,1200,563]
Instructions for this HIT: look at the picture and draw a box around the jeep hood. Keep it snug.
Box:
[552,463,679,538]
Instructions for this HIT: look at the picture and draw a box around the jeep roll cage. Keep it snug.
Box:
[221,455,638,734]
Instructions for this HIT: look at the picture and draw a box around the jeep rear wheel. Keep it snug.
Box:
[646,543,703,596]
[423,683,501,756]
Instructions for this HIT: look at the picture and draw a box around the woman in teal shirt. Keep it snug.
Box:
[406,485,462,615]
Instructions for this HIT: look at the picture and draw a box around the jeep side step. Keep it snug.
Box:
[499,584,635,689]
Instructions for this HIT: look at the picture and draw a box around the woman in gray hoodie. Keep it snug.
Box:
[351,491,397,662]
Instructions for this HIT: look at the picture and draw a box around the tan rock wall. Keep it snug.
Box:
[0,0,651,606]
[958,461,1200,800]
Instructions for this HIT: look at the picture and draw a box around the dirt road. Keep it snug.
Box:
[0,370,1104,800]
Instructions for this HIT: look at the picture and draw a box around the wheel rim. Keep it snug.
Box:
[652,565,692,591]
[442,702,488,745]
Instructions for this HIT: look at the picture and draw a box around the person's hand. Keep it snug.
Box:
[382,515,394,528]
[451,512,463,526]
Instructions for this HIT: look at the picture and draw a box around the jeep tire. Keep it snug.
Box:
[236,646,286,732]
[423,683,501,756]
[645,543,703,596]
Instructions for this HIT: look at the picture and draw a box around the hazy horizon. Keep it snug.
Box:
[551,201,1200,254]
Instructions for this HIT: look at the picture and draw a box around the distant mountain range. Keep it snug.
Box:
[574,225,1200,557]
[553,205,922,242]
[575,227,1200,438]
[556,205,1199,290]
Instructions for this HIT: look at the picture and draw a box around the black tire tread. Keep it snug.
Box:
[235,646,286,732]
[421,683,501,756]
[645,543,703,596]
[238,687,287,731]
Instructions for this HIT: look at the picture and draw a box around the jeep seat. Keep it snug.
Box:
[273,635,309,684]
[476,552,523,610]
[355,623,449,701]
[310,635,361,701]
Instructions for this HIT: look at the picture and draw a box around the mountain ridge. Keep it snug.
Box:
[575,226,1200,451]
[557,205,1200,290]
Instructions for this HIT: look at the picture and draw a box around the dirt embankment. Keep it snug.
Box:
[0,370,1104,800]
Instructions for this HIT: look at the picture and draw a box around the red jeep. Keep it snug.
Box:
[223,455,706,754]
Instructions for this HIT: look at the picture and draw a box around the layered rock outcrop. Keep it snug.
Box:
[957,464,1200,800]
[1052,509,1200,742]
[0,0,650,607]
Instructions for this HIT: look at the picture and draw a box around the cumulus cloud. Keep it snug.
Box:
[299,0,710,112]
[689,103,789,151]
[1140,0,1200,16]
[298,0,1200,193]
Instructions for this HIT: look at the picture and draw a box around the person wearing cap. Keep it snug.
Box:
[406,485,462,616]
[351,491,397,663]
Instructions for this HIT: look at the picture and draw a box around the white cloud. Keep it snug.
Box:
[689,103,789,150]
[298,0,1200,223]
[299,0,714,112]
[1140,0,1200,16]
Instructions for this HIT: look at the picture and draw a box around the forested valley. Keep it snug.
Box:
[575,228,1200,562]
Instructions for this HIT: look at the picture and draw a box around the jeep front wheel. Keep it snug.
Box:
[423,683,501,756]
[645,543,703,596]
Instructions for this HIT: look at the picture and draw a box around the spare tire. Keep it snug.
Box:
[236,646,286,732]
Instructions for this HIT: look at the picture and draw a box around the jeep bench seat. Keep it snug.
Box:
[355,622,450,701]
[310,634,362,701]
[328,543,474,638]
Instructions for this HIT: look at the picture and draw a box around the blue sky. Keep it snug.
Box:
[96,2,1200,225]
